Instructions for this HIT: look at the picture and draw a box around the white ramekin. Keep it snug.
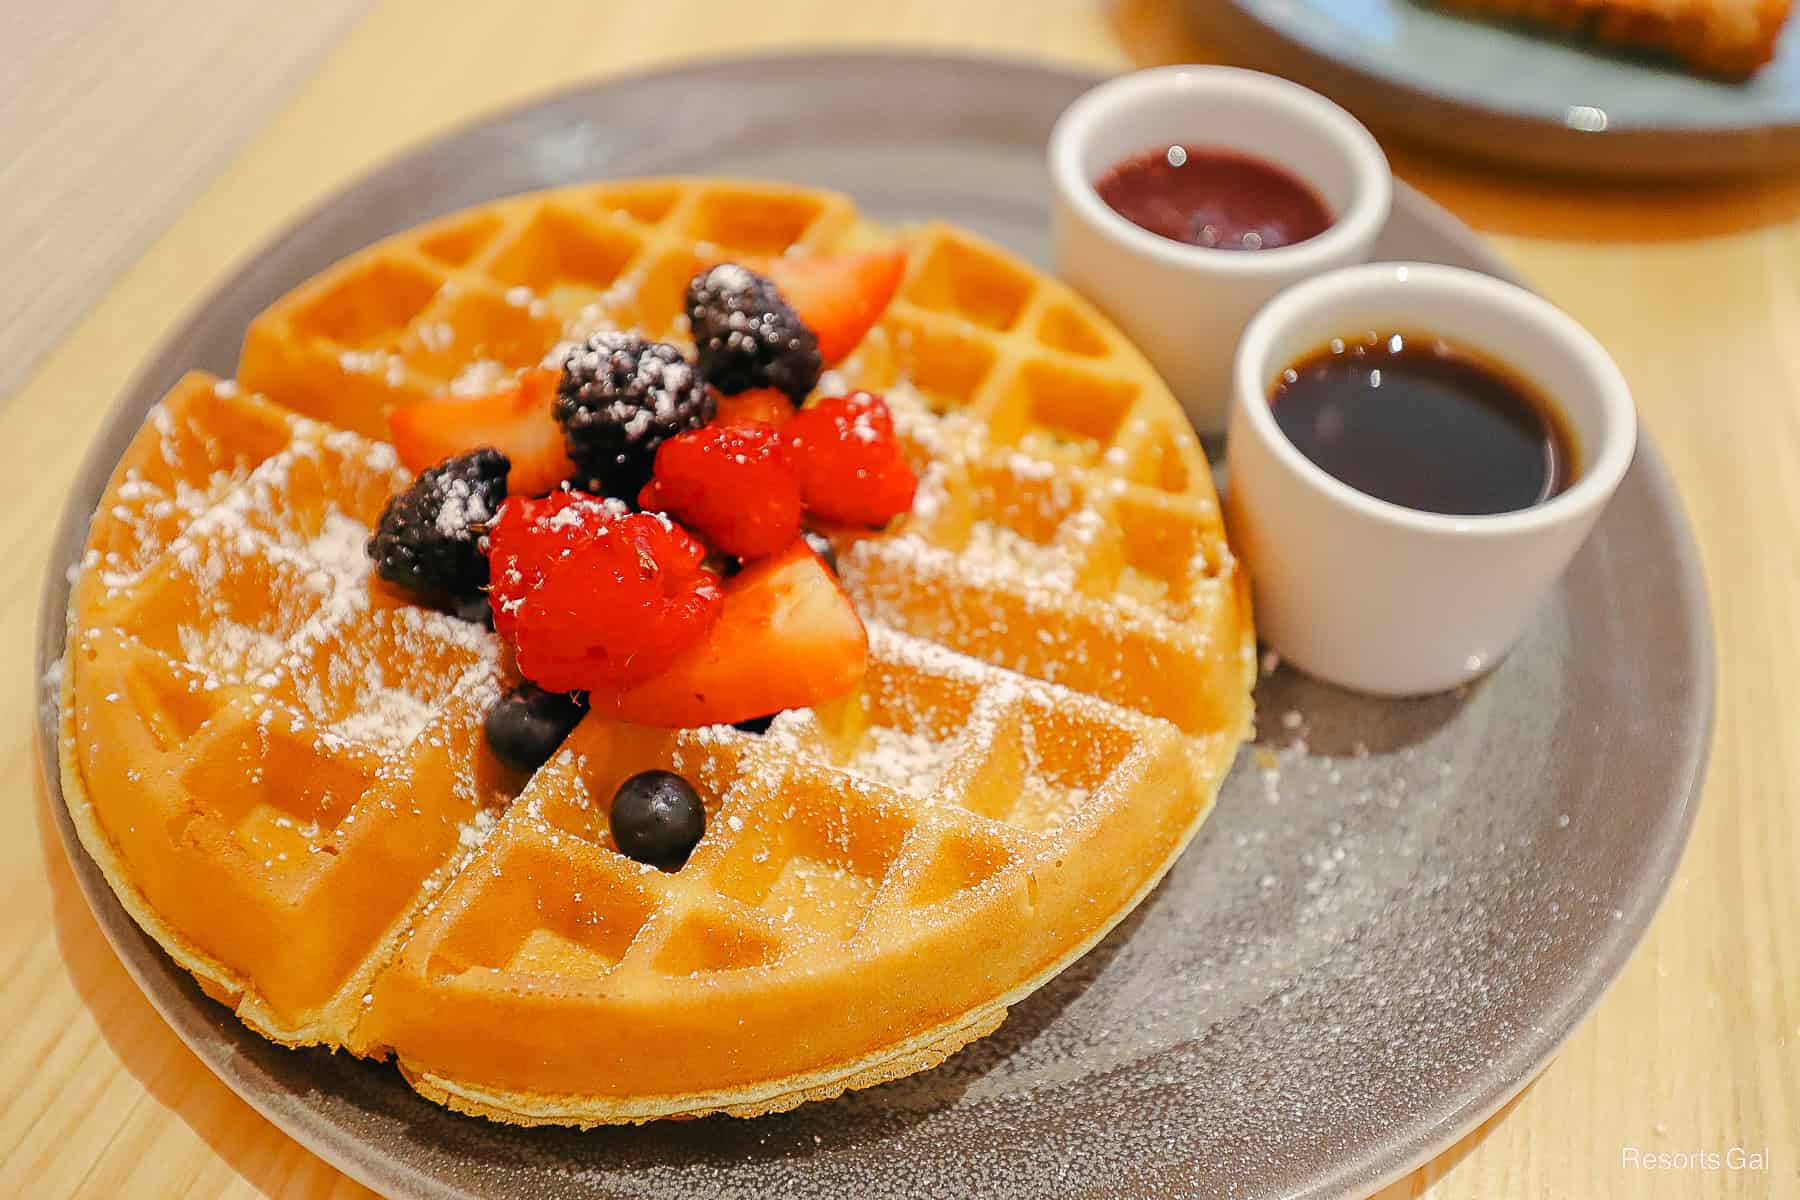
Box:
[1225,262,1638,697]
[1049,65,1392,434]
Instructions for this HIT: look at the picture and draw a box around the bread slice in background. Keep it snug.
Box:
[1435,0,1792,79]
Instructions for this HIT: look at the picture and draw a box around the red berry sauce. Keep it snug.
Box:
[1095,145,1332,252]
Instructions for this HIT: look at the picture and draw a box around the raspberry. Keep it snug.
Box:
[555,332,713,498]
[781,393,918,528]
[487,491,723,692]
[366,448,508,609]
[686,263,820,402]
[638,423,801,559]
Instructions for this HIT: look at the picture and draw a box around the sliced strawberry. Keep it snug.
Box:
[714,387,794,428]
[748,249,906,366]
[593,540,868,727]
[389,367,574,496]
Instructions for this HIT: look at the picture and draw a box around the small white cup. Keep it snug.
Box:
[1049,66,1392,434]
[1226,262,1638,697]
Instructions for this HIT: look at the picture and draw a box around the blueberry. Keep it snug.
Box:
[801,529,837,575]
[610,770,705,868]
[452,592,494,628]
[483,683,587,773]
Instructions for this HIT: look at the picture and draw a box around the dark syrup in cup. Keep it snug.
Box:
[1096,144,1333,251]
[1270,332,1578,516]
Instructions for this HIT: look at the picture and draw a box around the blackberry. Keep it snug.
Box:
[555,332,712,497]
[686,263,820,403]
[366,448,508,605]
[484,683,588,773]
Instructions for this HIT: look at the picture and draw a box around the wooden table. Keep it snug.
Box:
[3,1,1795,1195]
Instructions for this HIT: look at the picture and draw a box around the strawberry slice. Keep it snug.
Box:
[389,367,574,496]
[593,540,868,727]
[747,250,907,366]
[714,387,794,428]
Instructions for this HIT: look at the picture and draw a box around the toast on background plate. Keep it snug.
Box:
[1436,0,1791,78]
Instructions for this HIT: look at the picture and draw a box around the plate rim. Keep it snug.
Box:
[1194,0,1800,177]
[33,48,1716,1200]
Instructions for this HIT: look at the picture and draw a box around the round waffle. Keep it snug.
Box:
[60,178,1255,1125]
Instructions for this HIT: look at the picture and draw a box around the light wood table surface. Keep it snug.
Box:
[3,1,1795,1196]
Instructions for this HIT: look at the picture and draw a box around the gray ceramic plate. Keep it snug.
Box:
[35,52,1712,1200]
[1191,0,1800,176]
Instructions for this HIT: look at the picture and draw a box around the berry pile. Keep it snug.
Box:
[366,245,918,844]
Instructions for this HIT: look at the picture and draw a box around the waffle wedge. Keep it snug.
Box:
[62,178,1254,1125]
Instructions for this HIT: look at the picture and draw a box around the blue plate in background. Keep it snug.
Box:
[1191,0,1800,176]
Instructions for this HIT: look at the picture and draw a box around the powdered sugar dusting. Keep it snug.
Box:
[449,359,512,397]
[308,511,374,578]
[842,724,960,800]
[961,520,1073,586]
[431,473,497,541]
[881,380,985,462]
[331,685,435,752]
[177,621,286,683]
[458,804,501,852]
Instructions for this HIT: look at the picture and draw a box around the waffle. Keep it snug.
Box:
[61,178,1255,1125]
[1434,0,1790,78]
